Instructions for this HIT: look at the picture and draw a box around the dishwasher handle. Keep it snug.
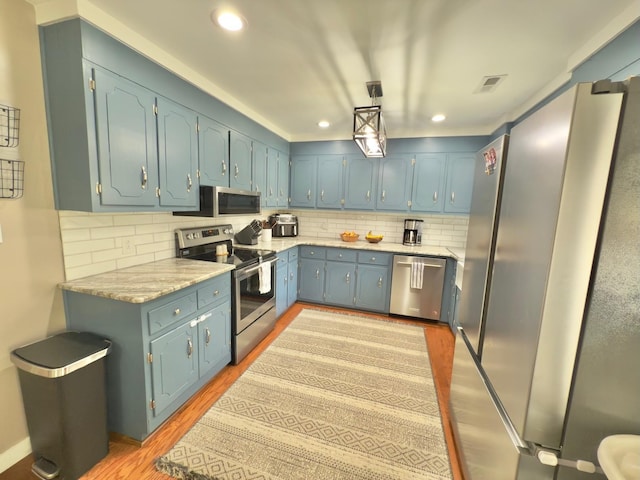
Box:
[396,261,444,268]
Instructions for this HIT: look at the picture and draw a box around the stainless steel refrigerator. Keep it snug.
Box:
[450,77,640,480]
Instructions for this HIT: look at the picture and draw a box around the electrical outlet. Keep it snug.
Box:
[122,238,135,255]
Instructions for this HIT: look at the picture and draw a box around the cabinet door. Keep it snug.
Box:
[277,151,290,207]
[356,264,390,312]
[275,261,288,317]
[252,141,268,204]
[150,322,198,416]
[157,97,199,207]
[345,156,377,210]
[287,258,298,308]
[298,258,325,302]
[377,155,413,211]
[93,68,158,207]
[229,131,253,191]
[444,153,476,213]
[290,156,317,207]
[411,153,446,212]
[198,304,231,376]
[198,116,229,187]
[265,150,278,207]
[325,262,356,306]
[317,155,345,209]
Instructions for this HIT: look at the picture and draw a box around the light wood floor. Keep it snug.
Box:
[1,303,462,480]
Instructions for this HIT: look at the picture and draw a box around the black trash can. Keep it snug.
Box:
[11,331,112,480]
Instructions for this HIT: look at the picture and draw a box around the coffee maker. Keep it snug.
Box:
[403,219,423,246]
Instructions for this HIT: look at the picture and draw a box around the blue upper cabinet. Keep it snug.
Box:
[94,67,159,208]
[317,155,345,209]
[276,150,289,207]
[345,156,377,210]
[411,153,446,212]
[252,141,268,203]
[157,97,199,208]
[229,130,253,191]
[264,149,278,207]
[376,155,413,211]
[290,155,317,207]
[198,116,229,187]
[444,153,476,213]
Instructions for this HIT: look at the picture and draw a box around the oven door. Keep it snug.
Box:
[233,258,277,334]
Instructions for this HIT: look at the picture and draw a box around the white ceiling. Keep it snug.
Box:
[29,0,640,142]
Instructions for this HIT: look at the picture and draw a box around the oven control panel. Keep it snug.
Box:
[175,224,234,249]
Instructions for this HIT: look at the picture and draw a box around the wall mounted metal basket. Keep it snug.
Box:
[0,104,20,147]
[0,159,24,199]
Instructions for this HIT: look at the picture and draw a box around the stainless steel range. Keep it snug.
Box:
[175,224,278,364]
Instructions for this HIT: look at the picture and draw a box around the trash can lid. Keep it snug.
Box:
[11,332,111,378]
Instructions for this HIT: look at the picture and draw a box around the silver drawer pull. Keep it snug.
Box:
[307,189,311,200]
[174,308,181,316]
[451,191,455,203]
[213,290,219,296]
[234,164,239,178]
[187,338,193,358]
[187,174,192,192]
[315,268,320,279]
[222,161,227,174]
[346,272,350,283]
[378,277,383,287]
[433,191,438,203]
[205,328,211,345]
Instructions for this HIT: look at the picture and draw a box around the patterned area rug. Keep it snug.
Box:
[155,308,452,480]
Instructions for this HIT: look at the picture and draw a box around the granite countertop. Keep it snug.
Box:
[250,236,462,259]
[59,258,235,304]
[59,238,464,304]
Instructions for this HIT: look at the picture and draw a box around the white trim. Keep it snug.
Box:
[0,437,31,474]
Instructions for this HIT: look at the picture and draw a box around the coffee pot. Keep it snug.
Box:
[403,219,423,246]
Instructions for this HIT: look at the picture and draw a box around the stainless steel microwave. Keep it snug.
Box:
[173,186,261,217]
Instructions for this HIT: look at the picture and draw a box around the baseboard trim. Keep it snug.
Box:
[0,438,31,474]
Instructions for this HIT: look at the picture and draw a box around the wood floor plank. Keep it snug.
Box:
[0,303,463,480]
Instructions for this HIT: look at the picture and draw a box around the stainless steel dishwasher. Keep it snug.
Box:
[389,255,446,320]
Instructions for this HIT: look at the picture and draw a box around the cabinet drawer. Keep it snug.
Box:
[288,248,299,262]
[357,251,391,265]
[277,251,289,267]
[148,293,197,335]
[326,248,357,263]
[300,246,326,259]
[197,276,231,309]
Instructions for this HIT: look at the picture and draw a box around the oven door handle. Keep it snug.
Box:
[240,257,278,276]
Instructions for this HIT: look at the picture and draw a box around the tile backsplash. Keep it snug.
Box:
[58,209,468,280]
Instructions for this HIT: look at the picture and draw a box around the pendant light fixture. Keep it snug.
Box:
[353,81,387,158]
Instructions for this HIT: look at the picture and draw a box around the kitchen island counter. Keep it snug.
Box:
[59,258,235,303]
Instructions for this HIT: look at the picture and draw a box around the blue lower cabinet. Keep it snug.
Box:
[324,262,356,307]
[63,273,231,441]
[355,264,390,312]
[298,258,326,302]
[276,258,288,317]
[287,259,298,307]
[150,322,198,416]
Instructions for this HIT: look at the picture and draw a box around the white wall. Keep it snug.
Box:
[0,0,67,472]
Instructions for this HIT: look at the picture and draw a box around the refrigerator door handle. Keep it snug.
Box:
[456,326,532,455]
[457,326,603,475]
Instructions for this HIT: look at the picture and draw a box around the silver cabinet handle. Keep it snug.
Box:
[321,189,325,200]
[174,308,181,316]
[187,174,192,192]
[315,268,320,279]
[309,250,315,256]
[280,188,284,196]
[307,189,311,200]
[290,271,294,280]
[378,277,383,287]
[205,328,211,345]
[255,183,260,192]
[346,272,350,284]
[366,190,371,201]
[213,289,219,296]
[141,166,148,189]
[187,338,193,358]
[433,191,438,203]
[381,190,386,202]
[234,163,239,178]
[222,161,227,174]
[451,191,455,203]
[270,187,273,196]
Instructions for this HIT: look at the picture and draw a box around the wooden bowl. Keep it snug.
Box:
[340,233,359,242]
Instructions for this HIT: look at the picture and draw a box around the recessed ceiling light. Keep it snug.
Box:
[431,114,446,122]
[212,10,246,31]
[318,120,330,128]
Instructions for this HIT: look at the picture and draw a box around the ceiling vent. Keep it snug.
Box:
[474,75,507,93]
